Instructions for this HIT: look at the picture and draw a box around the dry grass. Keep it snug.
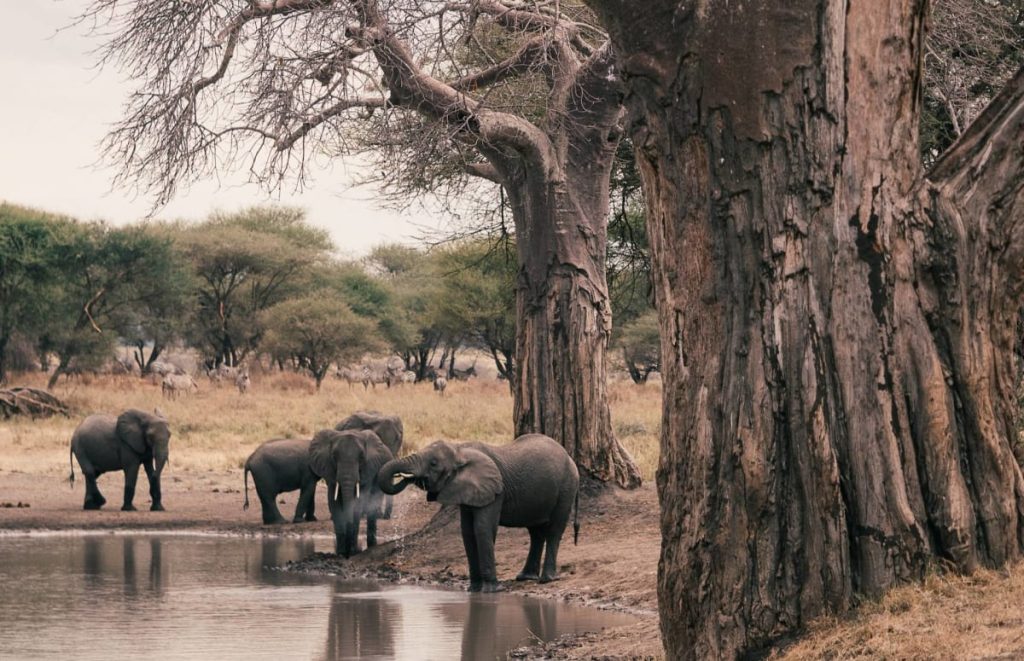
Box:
[0,371,662,481]
[774,566,1024,660]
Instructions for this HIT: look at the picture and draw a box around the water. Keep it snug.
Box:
[0,533,636,660]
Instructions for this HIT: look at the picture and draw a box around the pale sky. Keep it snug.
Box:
[0,2,442,257]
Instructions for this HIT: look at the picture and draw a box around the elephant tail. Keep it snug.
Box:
[68,446,75,488]
[573,486,580,545]
[243,466,250,511]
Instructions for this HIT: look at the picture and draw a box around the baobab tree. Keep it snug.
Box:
[584,0,1024,658]
[85,0,640,486]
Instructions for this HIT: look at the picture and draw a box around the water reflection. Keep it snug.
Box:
[323,584,634,661]
[0,534,635,660]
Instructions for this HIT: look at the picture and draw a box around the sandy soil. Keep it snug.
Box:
[0,467,663,660]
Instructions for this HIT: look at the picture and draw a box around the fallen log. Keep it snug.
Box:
[0,387,70,419]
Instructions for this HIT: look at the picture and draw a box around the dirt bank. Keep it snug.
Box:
[0,467,664,659]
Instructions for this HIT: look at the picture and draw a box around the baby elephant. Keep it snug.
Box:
[243,438,319,525]
[69,409,171,511]
[378,434,579,592]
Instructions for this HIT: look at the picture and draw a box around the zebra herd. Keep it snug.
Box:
[157,362,250,399]
[336,365,417,390]
[335,362,475,395]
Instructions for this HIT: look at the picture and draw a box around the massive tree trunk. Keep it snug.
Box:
[507,138,641,487]
[588,0,1024,657]
[359,16,643,486]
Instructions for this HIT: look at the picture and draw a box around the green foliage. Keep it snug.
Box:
[41,220,186,387]
[260,296,382,389]
[0,204,73,381]
[364,244,446,375]
[617,310,661,385]
[434,238,518,382]
[176,206,334,366]
[110,223,195,372]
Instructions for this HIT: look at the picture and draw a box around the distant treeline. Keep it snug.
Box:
[0,203,657,390]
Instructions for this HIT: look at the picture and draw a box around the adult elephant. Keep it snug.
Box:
[309,429,394,558]
[243,438,319,525]
[69,409,170,511]
[335,411,403,457]
[377,434,579,592]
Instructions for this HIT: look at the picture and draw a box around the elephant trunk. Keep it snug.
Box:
[154,438,169,475]
[332,474,360,558]
[377,455,421,495]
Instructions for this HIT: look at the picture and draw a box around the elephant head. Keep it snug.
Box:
[377,441,503,508]
[309,429,393,557]
[116,409,170,476]
[335,411,403,457]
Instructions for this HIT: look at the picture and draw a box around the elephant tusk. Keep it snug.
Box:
[333,483,340,503]
[392,472,415,486]
[355,482,360,499]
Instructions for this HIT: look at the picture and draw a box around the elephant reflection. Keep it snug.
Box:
[319,582,397,661]
[449,594,558,659]
[254,537,316,587]
[81,536,166,597]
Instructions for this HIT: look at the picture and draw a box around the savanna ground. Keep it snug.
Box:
[2,369,1024,659]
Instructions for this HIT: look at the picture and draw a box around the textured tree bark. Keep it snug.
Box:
[587,0,1024,657]
[508,154,641,487]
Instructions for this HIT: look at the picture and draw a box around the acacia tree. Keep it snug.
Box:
[0,204,67,383]
[585,0,1024,657]
[434,238,518,386]
[261,296,381,390]
[85,0,640,487]
[176,207,332,367]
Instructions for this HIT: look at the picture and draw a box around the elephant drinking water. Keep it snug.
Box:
[69,409,171,511]
[309,429,395,558]
[377,434,579,592]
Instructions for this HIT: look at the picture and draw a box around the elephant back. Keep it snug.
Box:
[335,411,403,456]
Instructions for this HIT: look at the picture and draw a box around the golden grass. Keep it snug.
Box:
[774,566,1024,660]
[0,371,662,481]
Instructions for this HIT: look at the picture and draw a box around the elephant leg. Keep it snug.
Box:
[365,516,377,548]
[540,525,565,583]
[460,506,482,591]
[344,517,361,557]
[122,462,141,511]
[516,527,545,581]
[83,471,105,509]
[294,482,317,523]
[472,502,503,593]
[142,460,164,511]
[256,481,286,525]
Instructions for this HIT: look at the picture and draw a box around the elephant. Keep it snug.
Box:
[69,409,171,511]
[335,411,403,457]
[377,434,579,592]
[309,428,395,558]
[243,438,319,525]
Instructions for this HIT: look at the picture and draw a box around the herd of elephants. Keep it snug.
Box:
[67,408,580,593]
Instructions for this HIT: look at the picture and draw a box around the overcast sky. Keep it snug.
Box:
[0,2,441,257]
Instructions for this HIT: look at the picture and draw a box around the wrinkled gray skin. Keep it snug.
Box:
[378,434,579,593]
[335,411,403,456]
[69,409,170,511]
[309,429,395,558]
[335,411,403,520]
[243,438,319,525]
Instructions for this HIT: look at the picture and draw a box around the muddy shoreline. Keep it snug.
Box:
[0,468,663,659]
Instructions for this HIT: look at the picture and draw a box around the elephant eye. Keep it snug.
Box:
[429,458,438,467]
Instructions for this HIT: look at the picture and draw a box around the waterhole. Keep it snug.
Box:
[0,533,636,660]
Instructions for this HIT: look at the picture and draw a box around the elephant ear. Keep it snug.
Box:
[308,430,339,481]
[437,446,502,508]
[359,431,393,483]
[116,410,147,455]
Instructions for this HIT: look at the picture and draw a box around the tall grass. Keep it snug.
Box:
[0,371,662,481]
